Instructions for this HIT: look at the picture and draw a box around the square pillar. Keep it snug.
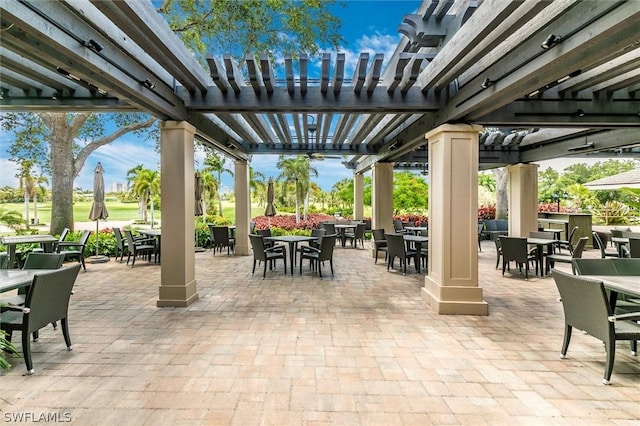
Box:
[371,162,393,232]
[157,121,198,307]
[234,160,250,256]
[507,164,539,237]
[422,124,488,315]
[353,173,364,221]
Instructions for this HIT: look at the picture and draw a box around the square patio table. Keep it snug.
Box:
[0,269,55,293]
[0,235,57,269]
[402,234,428,273]
[582,275,640,311]
[527,237,559,277]
[264,235,318,275]
[334,224,358,247]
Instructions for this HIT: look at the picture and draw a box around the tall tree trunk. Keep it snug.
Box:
[217,172,224,217]
[50,129,75,234]
[493,168,509,220]
[23,190,30,228]
[294,181,300,223]
[33,195,38,225]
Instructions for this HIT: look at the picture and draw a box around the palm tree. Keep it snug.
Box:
[199,170,218,217]
[249,167,266,206]
[30,174,48,226]
[126,164,145,220]
[204,152,233,217]
[17,160,35,227]
[131,168,160,224]
[276,155,318,222]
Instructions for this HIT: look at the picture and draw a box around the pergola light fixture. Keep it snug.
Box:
[577,109,586,117]
[567,141,594,152]
[481,78,493,89]
[142,79,155,89]
[52,91,60,100]
[541,34,562,50]
[84,38,104,52]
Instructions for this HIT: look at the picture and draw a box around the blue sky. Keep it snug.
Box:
[0,1,422,192]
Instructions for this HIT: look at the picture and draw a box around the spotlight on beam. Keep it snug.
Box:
[481,78,493,89]
[84,38,104,52]
[142,80,155,89]
[541,34,562,50]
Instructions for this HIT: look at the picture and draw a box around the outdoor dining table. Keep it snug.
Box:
[611,237,629,257]
[404,226,428,235]
[0,234,58,269]
[0,269,55,293]
[527,237,559,277]
[403,234,428,273]
[138,229,161,263]
[334,224,357,247]
[264,235,319,275]
[583,275,640,311]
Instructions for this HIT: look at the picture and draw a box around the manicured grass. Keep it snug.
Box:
[1,201,146,224]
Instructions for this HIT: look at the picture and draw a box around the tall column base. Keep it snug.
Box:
[157,279,199,307]
[422,271,488,316]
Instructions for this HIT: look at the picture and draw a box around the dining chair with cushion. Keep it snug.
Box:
[385,233,417,275]
[546,237,588,274]
[55,230,91,271]
[0,263,81,375]
[209,225,235,255]
[249,234,286,279]
[344,223,366,249]
[593,231,621,258]
[371,229,388,264]
[123,230,156,266]
[500,236,537,279]
[552,269,640,385]
[299,234,337,278]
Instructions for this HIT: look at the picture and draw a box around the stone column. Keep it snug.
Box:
[354,173,364,221]
[422,124,488,315]
[158,121,198,307]
[371,162,393,232]
[234,160,250,255]
[507,164,539,237]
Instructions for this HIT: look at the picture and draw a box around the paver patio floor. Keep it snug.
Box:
[1,241,638,425]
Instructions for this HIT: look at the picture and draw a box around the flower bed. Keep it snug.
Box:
[252,213,336,231]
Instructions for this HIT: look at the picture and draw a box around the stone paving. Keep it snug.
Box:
[1,240,638,425]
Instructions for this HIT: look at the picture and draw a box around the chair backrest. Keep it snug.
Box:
[0,253,7,269]
[354,223,366,238]
[249,221,256,234]
[610,229,623,238]
[212,226,231,246]
[499,237,529,263]
[592,231,607,258]
[58,228,70,243]
[113,227,124,248]
[249,234,267,262]
[572,258,618,276]
[310,228,326,239]
[317,234,337,261]
[24,264,82,333]
[322,222,336,234]
[611,258,640,275]
[622,231,640,239]
[123,230,137,254]
[570,237,588,260]
[552,269,612,344]
[567,226,578,244]
[478,223,484,234]
[257,228,272,238]
[529,231,555,239]
[385,233,406,258]
[392,219,404,233]
[22,253,65,270]
[628,238,640,258]
[496,220,509,232]
[372,229,386,241]
[78,230,91,246]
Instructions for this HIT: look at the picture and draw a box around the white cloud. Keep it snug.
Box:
[0,158,19,187]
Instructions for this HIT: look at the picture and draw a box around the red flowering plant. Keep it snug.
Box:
[393,214,429,226]
[477,205,496,220]
[252,213,336,233]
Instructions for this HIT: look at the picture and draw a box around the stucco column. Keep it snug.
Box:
[353,173,364,221]
[158,121,198,307]
[371,162,394,258]
[507,164,539,237]
[234,160,250,256]
[422,124,488,315]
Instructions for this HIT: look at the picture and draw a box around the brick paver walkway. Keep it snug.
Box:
[1,241,638,425]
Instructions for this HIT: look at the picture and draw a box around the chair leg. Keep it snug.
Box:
[603,340,615,385]
[560,324,572,358]
[329,259,334,276]
[262,259,267,279]
[252,259,257,275]
[22,327,34,375]
[61,317,72,350]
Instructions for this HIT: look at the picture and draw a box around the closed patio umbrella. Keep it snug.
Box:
[265,178,276,227]
[88,162,109,263]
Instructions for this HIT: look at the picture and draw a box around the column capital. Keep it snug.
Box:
[425,123,483,140]
[159,120,196,135]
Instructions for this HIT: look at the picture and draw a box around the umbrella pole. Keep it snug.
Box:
[88,219,110,263]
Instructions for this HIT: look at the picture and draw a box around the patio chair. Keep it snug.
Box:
[572,258,618,275]
[0,264,81,375]
[628,238,640,258]
[593,231,621,258]
[56,230,91,271]
[309,228,326,250]
[112,227,128,262]
[31,228,69,254]
[123,229,156,266]
[551,269,640,385]
[393,219,407,234]
[371,229,388,264]
[0,253,7,269]
[249,234,286,279]
[546,237,588,274]
[385,233,417,275]
[500,236,537,279]
[299,234,337,278]
[1,252,66,308]
[556,226,578,254]
[477,222,484,251]
[344,223,366,249]
[493,238,502,269]
[209,225,235,255]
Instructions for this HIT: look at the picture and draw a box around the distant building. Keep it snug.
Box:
[110,182,126,193]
